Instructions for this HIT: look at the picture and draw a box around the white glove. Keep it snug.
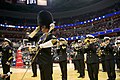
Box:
[6,62,10,65]
[39,40,53,48]
[39,44,43,48]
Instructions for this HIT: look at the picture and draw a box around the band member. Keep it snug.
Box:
[73,40,85,78]
[28,10,57,80]
[56,38,67,80]
[100,49,106,72]
[100,40,107,72]
[101,37,116,80]
[0,38,13,80]
[29,47,37,77]
[71,41,78,71]
[85,35,99,80]
[115,40,120,70]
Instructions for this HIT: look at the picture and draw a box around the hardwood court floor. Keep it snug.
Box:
[0,63,120,80]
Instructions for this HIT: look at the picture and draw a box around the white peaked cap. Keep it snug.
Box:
[104,37,111,40]
[4,38,11,43]
[86,34,94,38]
[59,38,66,41]
[116,40,120,44]
[78,40,82,42]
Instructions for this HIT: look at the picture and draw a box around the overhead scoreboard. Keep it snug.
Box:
[14,0,47,6]
[26,0,47,6]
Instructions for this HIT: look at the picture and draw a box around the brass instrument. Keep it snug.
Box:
[98,42,108,56]
[71,41,80,58]
[74,43,79,50]
[57,38,68,47]
[28,46,37,54]
[96,47,102,57]
[84,38,102,56]
[84,38,90,44]
[73,42,79,59]
[84,38,91,48]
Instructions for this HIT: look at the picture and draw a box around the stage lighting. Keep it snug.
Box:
[95,18,97,20]
[88,20,90,22]
[84,21,86,23]
[98,17,101,19]
[91,19,94,22]
[76,36,78,39]
[102,16,105,18]
[114,12,116,14]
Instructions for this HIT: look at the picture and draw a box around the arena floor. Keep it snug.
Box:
[0,63,120,80]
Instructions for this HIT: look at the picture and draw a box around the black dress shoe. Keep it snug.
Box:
[31,75,37,77]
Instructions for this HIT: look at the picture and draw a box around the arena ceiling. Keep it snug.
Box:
[0,0,102,13]
[0,0,120,19]
[49,0,102,12]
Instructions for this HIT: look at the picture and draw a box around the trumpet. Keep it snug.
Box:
[96,47,102,57]
[84,38,91,48]
[84,38,90,44]
[100,41,108,47]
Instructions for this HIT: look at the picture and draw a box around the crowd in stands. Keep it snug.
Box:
[56,3,120,25]
[0,26,33,32]
[0,27,35,41]
[0,3,120,42]
[0,14,120,42]
[54,14,120,38]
